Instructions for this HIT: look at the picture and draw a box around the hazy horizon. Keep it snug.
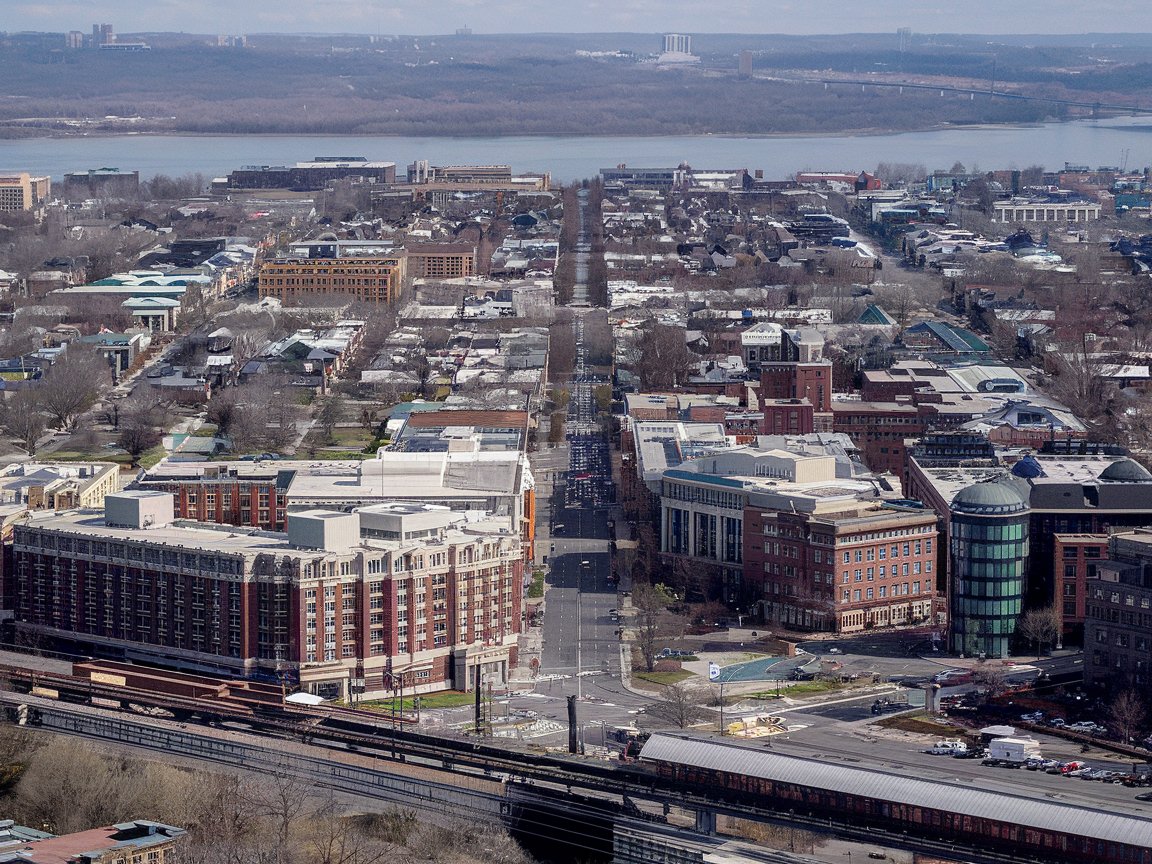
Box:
[6,1,1151,37]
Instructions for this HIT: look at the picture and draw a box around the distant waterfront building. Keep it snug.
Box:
[992,199,1102,223]
[738,50,753,79]
[62,167,140,201]
[0,173,51,212]
[227,157,396,191]
[92,23,114,46]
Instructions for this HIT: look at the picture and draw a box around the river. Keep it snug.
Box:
[3,117,1152,183]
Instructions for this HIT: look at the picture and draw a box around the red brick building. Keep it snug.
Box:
[744,499,940,633]
[760,398,815,436]
[1053,533,1109,641]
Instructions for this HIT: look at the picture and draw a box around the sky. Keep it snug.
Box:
[6,0,1152,36]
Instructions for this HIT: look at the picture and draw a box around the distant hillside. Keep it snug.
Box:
[0,32,1149,137]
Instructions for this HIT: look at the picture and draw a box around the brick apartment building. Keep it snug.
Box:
[259,255,406,305]
[405,243,477,279]
[10,493,522,698]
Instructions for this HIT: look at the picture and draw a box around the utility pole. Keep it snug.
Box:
[474,665,483,735]
[576,587,583,702]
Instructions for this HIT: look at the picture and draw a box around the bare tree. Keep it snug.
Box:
[971,664,1010,701]
[632,582,673,673]
[257,771,314,851]
[206,389,242,438]
[647,681,709,728]
[316,397,343,443]
[1109,690,1147,745]
[117,416,163,467]
[633,323,695,390]
[1016,604,1062,660]
[36,346,109,431]
[1,388,47,455]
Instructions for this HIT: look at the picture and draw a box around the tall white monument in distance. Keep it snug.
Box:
[658,33,700,65]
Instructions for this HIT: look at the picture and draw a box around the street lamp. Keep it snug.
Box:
[709,661,727,735]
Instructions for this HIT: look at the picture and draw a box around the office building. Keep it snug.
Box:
[1084,529,1152,691]
[911,450,1152,647]
[948,479,1030,658]
[746,496,938,633]
[0,173,51,212]
[655,440,923,621]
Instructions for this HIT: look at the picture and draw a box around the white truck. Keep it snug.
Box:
[983,737,1041,767]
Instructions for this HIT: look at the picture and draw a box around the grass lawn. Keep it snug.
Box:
[313,449,370,460]
[354,691,476,711]
[743,680,843,699]
[527,571,545,599]
[633,669,693,688]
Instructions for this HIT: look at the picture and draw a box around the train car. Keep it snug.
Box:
[640,733,1152,864]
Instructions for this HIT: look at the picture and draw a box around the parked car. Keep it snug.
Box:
[932,669,974,686]
[1065,767,1094,778]
[954,748,986,759]
[1020,712,1045,723]
[1069,721,1107,735]
[1047,718,1066,728]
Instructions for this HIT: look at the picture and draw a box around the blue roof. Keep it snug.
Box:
[664,469,748,489]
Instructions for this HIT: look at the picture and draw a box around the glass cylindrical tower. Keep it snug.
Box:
[949,479,1029,658]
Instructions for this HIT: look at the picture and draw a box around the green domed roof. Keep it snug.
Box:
[951,480,1028,515]
[1099,459,1152,483]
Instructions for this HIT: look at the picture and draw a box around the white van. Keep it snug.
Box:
[925,740,968,755]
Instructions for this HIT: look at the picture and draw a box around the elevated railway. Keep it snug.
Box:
[3,660,1150,864]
